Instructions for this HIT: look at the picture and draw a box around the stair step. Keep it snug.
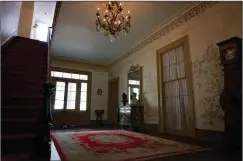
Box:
[2,134,37,154]
[2,69,47,78]
[2,118,38,122]
[2,96,44,104]
[1,82,46,89]
[2,71,47,77]
[2,64,47,68]
[2,153,33,161]
[2,106,42,118]
[2,98,45,106]
[2,133,36,140]
[2,93,44,100]
[2,68,47,74]
[2,120,40,134]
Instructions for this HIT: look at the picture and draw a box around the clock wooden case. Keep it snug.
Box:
[218,37,242,65]
[217,37,242,158]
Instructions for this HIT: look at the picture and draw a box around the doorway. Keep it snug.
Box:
[51,68,92,126]
[157,36,195,137]
[108,78,119,125]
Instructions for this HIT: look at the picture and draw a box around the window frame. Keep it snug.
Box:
[156,35,195,137]
[51,67,92,112]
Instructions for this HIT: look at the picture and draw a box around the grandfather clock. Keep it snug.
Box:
[217,37,242,158]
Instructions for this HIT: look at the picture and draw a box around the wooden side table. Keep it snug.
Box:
[95,110,104,125]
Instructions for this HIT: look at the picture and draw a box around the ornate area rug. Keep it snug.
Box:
[51,130,206,161]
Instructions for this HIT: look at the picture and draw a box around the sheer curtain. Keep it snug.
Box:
[162,45,188,131]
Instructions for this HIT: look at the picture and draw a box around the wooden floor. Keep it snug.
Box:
[50,127,240,161]
[51,141,61,161]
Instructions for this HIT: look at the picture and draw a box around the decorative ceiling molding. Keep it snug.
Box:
[51,56,108,68]
[109,1,219,67]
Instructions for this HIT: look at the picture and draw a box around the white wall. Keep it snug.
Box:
[90,72,108,120]
[51,58,109,121]
[109,2,242,131]
[1,1,22,45]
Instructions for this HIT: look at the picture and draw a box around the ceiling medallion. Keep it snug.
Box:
[96,1,131,42]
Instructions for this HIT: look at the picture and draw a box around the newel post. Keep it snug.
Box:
[38,82,55,159]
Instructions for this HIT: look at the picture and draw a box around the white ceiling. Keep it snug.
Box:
[51,2,192,65]
[34,1,56,26]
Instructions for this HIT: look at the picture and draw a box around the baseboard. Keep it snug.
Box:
[51,120,113,129]
[195,129,225,145]
[139,123,159,135]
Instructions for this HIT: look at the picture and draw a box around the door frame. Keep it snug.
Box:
[156,35,195,137]
[108,77,119,124]
[52,78,85,111]
[50,67,92,126]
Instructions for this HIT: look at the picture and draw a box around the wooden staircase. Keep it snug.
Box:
[1,36,55,160]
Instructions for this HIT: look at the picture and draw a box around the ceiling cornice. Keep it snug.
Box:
[108,1,219,67]
[51,56,108,68]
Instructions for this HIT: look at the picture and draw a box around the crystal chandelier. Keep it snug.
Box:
[96,1,131,42]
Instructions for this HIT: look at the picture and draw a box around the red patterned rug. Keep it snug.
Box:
[51,130,206,161]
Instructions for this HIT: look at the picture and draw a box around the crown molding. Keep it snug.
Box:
[108,1,219,67]
[51,56,108,68]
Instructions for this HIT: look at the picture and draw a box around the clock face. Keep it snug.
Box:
[97,89,102,95]
[224,48,236,61]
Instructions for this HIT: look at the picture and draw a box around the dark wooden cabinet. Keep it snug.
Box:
[217,37,242,158]
[130,105,144,131]
[118,105,144,131]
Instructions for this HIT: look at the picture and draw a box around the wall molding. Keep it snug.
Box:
[51,56,108,68]
[109,1,219,67]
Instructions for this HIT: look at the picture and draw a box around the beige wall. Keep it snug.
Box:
[1,1,22,45]
[18,2,34,38]
[108,2,242,131]
[51,57,109,121]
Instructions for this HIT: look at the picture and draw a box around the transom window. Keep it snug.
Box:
[52,70,89,111]
[128,80,140,85]
[51,71,88,80]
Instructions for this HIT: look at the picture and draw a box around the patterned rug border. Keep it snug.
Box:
[51,130,208,161]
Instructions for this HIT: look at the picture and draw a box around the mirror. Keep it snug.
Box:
[127,65,142,105]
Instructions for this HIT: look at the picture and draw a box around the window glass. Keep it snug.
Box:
[81,83,87,92]
[129,80,140,85]
[80,74,88,80]
[66,83,76,109]
[51,71,88,81]
[54,81,65,109]
[72,74,79,79]
[54,72,63,77]
[63,72,72,78]
[80,102,87,111]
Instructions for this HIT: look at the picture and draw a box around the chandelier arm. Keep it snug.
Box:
[97,17,102,27]
[97,17,106,30]
[114,11,121,24]
[111,9,116,23]
[116,23,122,31]
[106,21,113,34]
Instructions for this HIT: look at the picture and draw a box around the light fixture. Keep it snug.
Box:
[96,1,131,42]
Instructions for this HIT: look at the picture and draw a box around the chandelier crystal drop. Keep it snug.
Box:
[95,1,131,42]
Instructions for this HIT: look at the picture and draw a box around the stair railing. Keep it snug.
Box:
[39,3,62,158]
[38,27,55,159]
